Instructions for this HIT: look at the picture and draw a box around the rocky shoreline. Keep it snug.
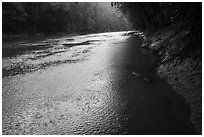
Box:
[137,25,202,134]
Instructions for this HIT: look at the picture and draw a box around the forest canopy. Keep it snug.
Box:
[112,2,201,35]
[2,2,131,35]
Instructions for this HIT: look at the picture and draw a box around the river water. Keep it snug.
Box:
[2,31,196,134]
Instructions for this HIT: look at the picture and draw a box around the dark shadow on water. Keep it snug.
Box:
[2,43,52,57]
[110,36,196,135]
[27,50,67,60]
[2,58,85,78]
[2,45,94,78]
[65,38,74,41]
[62,40,100,47]
[2,38,96,78]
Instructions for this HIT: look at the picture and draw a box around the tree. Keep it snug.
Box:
[112,2,201,35]
[3,2,131,36]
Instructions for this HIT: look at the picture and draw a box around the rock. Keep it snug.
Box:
[131,72,141,77]
[141,43,149,48]
[126,31,138,36]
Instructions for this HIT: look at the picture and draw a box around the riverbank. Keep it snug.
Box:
[139,24,202,134]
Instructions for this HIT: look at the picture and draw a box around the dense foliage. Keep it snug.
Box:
[3,2,131,35]
[112,2,202,60]
[112,2,201,34]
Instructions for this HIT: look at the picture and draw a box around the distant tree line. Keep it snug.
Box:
[2,2,131,35]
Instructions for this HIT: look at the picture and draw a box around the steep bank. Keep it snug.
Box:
[139,24,202,134]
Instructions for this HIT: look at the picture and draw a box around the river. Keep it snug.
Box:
[2,31,196,134]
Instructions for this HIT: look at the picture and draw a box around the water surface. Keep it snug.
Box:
[2,32,195,134]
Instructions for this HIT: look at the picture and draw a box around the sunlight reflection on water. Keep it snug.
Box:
[2,31,129,134]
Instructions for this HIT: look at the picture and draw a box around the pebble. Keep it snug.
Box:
[35,113,43,119]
